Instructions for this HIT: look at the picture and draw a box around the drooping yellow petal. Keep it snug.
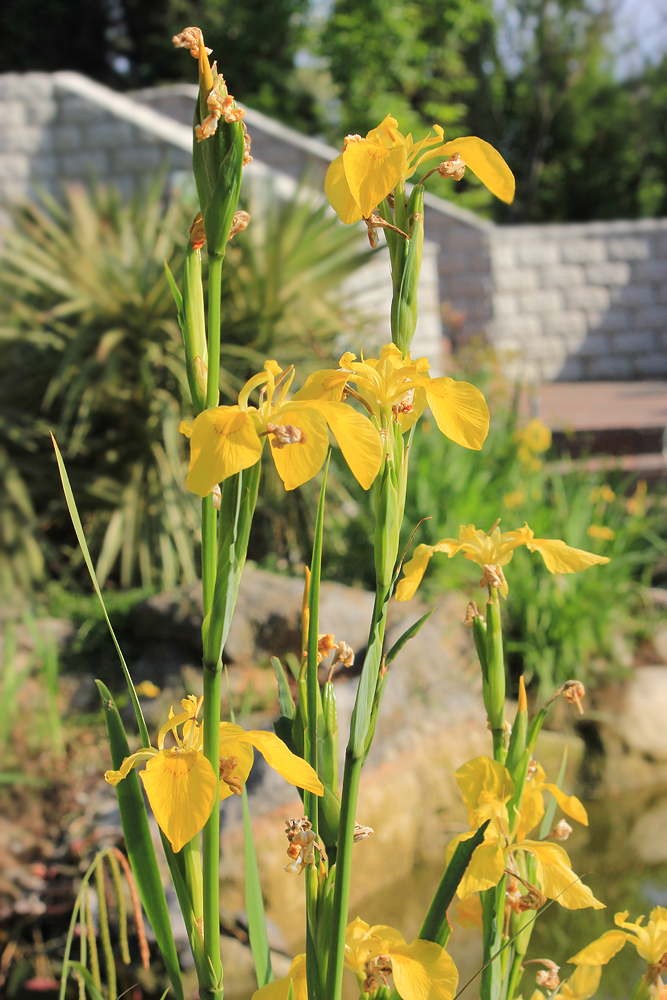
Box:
[366,114,403,147]
[292,369,348,402]
[388,939,459,1000]
[268,407,329,491]
[423,378,490,450]
[396,543,435,602]
[220,722,323,795]
[252,955,307,1000]
[560,965,602,998]
[526,536,611,575]
[343,140,408,218]
[307,399,383,489]
[435,136,515,204]
[140,748,218,853]
[569,930,629,966]
[104,749,156,785]
[324,154,364,224]
[455,756,514,823]
[522,841,605,910]
[345,917,373,974]
[515,783,544,842]
[543,783,588,826]
[186,406,262,497]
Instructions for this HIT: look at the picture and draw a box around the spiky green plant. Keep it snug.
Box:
[0,174,371,592]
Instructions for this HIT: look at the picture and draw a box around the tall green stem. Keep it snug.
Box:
[202,665,223,990]
[202,496,216,615]
[206,254,223,409]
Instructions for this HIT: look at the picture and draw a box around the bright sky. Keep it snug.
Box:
[614,0,667,75]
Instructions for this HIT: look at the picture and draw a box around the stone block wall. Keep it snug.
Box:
[488,219,667,381]
[0,71,192,223]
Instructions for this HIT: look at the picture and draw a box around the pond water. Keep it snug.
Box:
[355,782,667,999]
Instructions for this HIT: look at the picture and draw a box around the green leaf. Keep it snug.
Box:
[243,789,274,988]
[52,434,149,747]
[96,681,185,1000]
[539,746,568,839]
[67,962,107,1000]
[271,656,296,720]
[419,820,490,948]
[383,607,435,668]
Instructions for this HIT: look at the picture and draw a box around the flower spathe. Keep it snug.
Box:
[104,696,323,853]
[397,521,611,601]
[251,918,458,1000]
[295,343,489,451]
[447,756,603,911]
[325,113,515,225]
[180,360,383,495]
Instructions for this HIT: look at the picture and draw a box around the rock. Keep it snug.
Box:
[612,666,667,760]
[630,795,667,863]
[652,624,667,664]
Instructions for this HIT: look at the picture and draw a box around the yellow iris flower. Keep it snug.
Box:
[181,360,383,496]
[251,918,458,1000]
[397,521,611,601]
[325,113,515,223]
[447,757,603,911]
[570,908,667,969]
[105,695,323,853]
[295,343,489,451]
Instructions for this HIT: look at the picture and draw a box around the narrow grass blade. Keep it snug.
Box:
[383,607,435,668]
[419,820,490,947]
[52,433,149,747]
[271,656,296,720]
[96,681,184,1000]
[539,747,568,839]
[242,790,273,988]
[67,962,106,1000]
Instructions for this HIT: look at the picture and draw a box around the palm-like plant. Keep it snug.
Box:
[0,174,371,593]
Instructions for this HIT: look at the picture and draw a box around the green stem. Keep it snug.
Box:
[206,254,224,409]
[486,597,506,764]
[325,751,363,1000]
[202,495,217,616]
[183,836,204,923]
[505,952,523,1000]
[202,665,223,985]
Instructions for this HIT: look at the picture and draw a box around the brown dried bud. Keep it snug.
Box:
[211,483,221,511]
[265,423,308,449]
[219,756,242,794]
[549,819,573,842]
[517,886,547,911]
[334,641,355,668]
[317,633,338,662]
[562,680,586,713]
[242,121,253,166]
[437,153,466,181]
[363,956,393,993]
[463,600,482,627]
[228,210,250,241]
[353,822,374,842]
[392,389,415,418]
[172,27,212,58]
[535,961,560,991]
[343,134,363,150]
[190,212,206,249]
[526,758,537,780]
[479,564,506,591]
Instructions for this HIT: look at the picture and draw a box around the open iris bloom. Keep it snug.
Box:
[296,343,490,452]
[251,918,458,1000]
[447,756,603,911]
[181,359,383,495]
[324,113,515,224]
[570,908,667,997]
[105,696,323,853]
[397,521,611,601]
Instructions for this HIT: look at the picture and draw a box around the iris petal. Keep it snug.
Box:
[324,154,364,224]
[389,940,459,1000]
[186,406,262,496]
[343,141,408,218]
[268,407,329,491]
[306,400,383,489]
[140,749,218,853]
[423,378,490,450]
[220,722,323,795]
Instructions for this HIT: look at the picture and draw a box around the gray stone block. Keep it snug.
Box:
[518,289,564,313]
[585,262,631,285]
[84,121,134,149]
[593,309,632,332]
[0,153,30,179]
[610,284,655,307]
[0,73,52,100]
[540,265,585,288]
[491,293,517,317]
[533,336,566,361]
[59,95,95,124]
[635,306,667,330]
[53,126,83,152]
[494,268,539,292]
[607,237,650,261]
[490,244,517,268]
[557,357,584,380]
[564,285,611,311]
[60,150,110,177]
[30,155,58,178]
[489,315,541,341]
[576,335,610,357]
[634,353,667,376]
[612,332,655,353]
[0,126,50,154]
[561,239,607,264]
[516,241,561,266]
[0,102,25,127]
[587,355,633,378]
[542,311,587,338]
[635,259,667,282]
[112,145,165,173]
[24,99,58,126]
